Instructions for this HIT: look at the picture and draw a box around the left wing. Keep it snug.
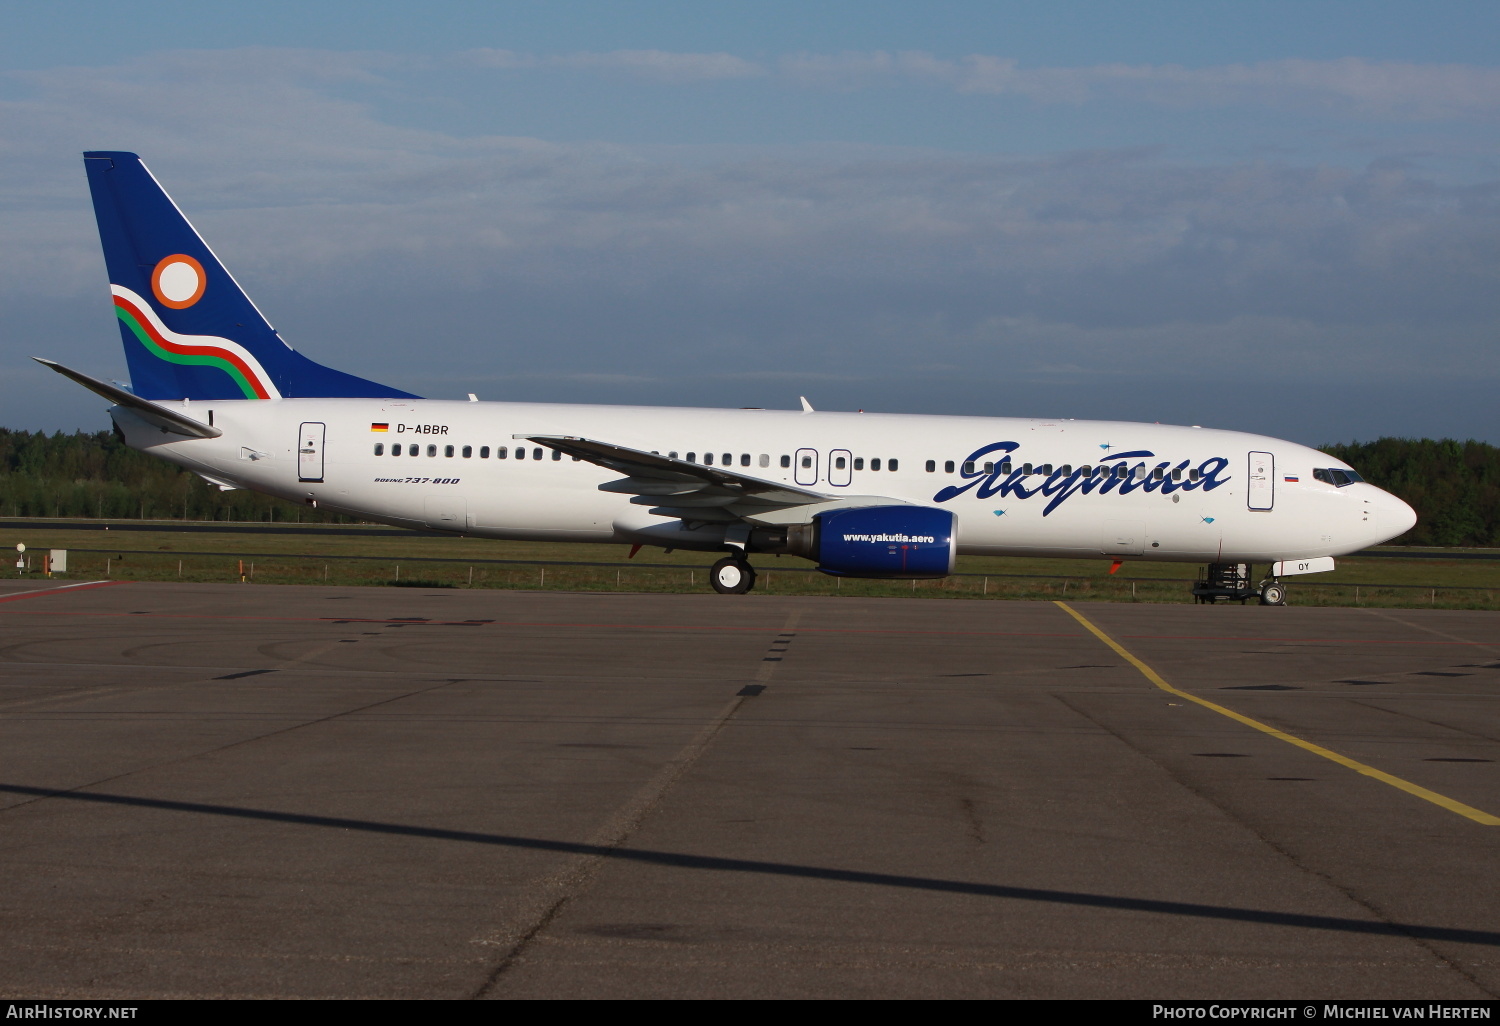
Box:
[523,434,831,522]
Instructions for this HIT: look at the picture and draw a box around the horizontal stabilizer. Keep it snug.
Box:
[34,358,221,439]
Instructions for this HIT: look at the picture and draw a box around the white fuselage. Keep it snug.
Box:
[111,398,1417,565]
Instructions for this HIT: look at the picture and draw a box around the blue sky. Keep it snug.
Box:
[3,1,1498,443]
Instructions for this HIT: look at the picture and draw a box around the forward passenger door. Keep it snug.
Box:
[1248,451,1274,511]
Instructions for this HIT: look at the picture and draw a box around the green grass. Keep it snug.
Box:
[2,519,1497,609]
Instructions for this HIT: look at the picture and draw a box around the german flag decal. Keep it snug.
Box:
[371,423,389,432]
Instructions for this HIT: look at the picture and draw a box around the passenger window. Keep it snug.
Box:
[1134,466,1146,480]
[1116,464,1128,478]
[497,447,507,459]
[963,461,975,474]
[479,446,489,458]
[1000,461,1012,474]
[409,444,419,457]
[1080,465,1091,476]
[1189,468,1199,481]
[1040,464,1053,476]
[1061,465,1072,476]
[871,458,881,471]
[427,445,437,457]
[759,454,769,467]
[373,443,384,455]
[445,445,455,457]
[780,455,791,468]
[835,456,847,470]
[983,462,994,475]
[854,457,864,471]
[801,455,812,469]
[740,454,750,467]
[723,453,732,466]
[515,447,525,460]
[462,446,471,458]
[1023,463,1033,475]
[925,460,935,472]
[704,453,714,466]
[687,452,697,463]
[533,448,543,460]
[669,451,678,459]
[552,449,562,461]
[945,460,955,474]
[889,458,898,471]
[1171,467,1181,481]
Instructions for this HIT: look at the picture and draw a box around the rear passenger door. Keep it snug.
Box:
[298,422,325,482]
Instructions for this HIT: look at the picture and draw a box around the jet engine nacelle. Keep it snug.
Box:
[785,505,957,578]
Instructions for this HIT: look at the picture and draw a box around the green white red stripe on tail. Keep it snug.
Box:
[110,285,281,400]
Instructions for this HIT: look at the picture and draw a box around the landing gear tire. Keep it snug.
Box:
[710,557,756,595]
[1259,582,1287,606]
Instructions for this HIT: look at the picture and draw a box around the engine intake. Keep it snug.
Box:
[785,505,956,579]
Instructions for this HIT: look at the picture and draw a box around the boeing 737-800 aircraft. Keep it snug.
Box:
[39,152,1417,601]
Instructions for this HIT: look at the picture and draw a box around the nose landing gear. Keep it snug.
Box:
[1192,563,1288,605]
[1258,581,1287,606]
[710,556,757,595]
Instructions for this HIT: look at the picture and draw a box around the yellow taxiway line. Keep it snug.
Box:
[1054,601,1500,826]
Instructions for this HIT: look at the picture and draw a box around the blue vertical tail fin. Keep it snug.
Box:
[84,151,418,401]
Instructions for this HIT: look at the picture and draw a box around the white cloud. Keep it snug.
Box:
[460,48,765,82]
[776,52,1500,119]
[452,47,1500,118]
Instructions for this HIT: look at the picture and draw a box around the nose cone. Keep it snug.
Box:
[1371,487,1417,545]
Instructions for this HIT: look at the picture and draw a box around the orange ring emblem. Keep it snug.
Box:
[151,254,207,309]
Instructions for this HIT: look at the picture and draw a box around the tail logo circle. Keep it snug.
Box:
[151,254,206,309]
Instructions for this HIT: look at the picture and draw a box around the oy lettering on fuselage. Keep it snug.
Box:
[933,443,1232,516]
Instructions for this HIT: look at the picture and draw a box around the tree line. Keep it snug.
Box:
[0,428,1495,546]
[0,428,356,523]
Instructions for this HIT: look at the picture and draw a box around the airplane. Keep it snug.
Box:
[38,151,1418,603]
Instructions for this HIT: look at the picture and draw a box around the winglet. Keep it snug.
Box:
[799,396,814,413]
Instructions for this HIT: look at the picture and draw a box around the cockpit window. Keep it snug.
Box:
[1313,467,1364,487]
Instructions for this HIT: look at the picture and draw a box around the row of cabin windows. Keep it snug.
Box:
[831,455,898,471]
[926,459,1201,482]
[370,446,905,471]
[373,443,571,461]
[666,452,900,471]
[668,452,769,467]
[369,444,1198,482]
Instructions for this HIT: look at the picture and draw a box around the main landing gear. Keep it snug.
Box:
[1191,563,1287,606]
[710,556,757,595]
